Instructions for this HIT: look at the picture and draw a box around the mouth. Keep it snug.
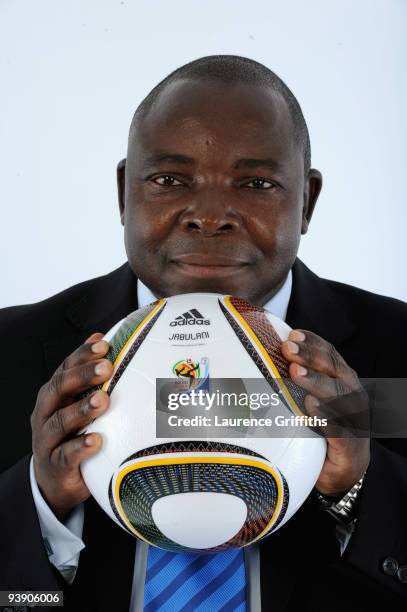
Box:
[171,253,250,278]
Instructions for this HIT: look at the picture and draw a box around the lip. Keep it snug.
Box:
[172,253,250,266]
[171,255,249,279]
[172,261,248,279]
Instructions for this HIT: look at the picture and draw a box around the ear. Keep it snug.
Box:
[301,169,322,234]
[117,158,126,226]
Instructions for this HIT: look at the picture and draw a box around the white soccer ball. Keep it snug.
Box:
[80,293,326,552]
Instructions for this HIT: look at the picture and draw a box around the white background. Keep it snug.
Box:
[1,0,406,307]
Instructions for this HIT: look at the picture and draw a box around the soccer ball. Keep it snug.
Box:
[80,293,326,552]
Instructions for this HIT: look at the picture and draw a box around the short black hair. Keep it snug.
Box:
[130,54,311,173]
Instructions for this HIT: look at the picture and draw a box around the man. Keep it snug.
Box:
[0,55,406,611]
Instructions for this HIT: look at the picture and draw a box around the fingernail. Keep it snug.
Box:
[307,396,320,408]
[296,365,308,376]
[290,330,306,342]
[90,392,102,408]
[85,333,102,344]
[94,361,109,376]
[91,340,108,354]
[286,341,299,354]
[85,434,96,446]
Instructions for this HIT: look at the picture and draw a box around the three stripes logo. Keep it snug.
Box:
[170,308,210,327]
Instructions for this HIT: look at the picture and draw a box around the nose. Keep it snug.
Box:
[179,191,241,236]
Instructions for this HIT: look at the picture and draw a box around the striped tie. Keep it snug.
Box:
[143,547,247,611]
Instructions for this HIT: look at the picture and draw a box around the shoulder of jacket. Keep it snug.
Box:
[321,277,407,328]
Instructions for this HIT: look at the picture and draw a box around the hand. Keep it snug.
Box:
[31,333,113,521]
[281,330,370,498]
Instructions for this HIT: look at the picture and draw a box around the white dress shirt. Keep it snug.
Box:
[29,271,353,608]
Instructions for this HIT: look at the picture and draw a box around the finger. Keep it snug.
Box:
[84,332,105,344]
[35,358,113,421]
[49,432,103,472]
[299,394,346,446]
[31,335,110,427]
[57,334,110,373]
[299,378,369,440]
[281,329,349,378]
[43,390,110,451]
[288,362,353,400]
[311,416,366,465]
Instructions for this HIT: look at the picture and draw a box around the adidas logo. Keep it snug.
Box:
[170,309,210,327]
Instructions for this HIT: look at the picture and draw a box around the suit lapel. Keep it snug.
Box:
[65,263,139,334]
[43,263,138,375]
[286,259,355,345]
[286,259,375,376]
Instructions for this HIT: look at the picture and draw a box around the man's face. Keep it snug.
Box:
[118,79,321,305]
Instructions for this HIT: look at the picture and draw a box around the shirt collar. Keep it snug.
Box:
[263,270,292,321]
[137,270,292,322]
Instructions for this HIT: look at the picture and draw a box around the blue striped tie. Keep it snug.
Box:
[143,547,247,611]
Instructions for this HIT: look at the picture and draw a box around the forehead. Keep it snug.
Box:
[131,79,299,164]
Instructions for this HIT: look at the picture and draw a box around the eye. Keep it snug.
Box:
[152,175,184,187]
[244,178,275,189]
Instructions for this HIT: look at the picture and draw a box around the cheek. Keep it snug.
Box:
[123,200,149,257]
[247,203,303,255]
[123,196,177,260]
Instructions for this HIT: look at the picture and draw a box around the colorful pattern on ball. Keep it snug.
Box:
[110,456,287,552]
[106,302,162,366]
[104,300,166,395]
[122,441,268,462]
[219,297,306,416]
[78,301,165,403]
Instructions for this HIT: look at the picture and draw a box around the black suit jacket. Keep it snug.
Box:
[0,260,406,611]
